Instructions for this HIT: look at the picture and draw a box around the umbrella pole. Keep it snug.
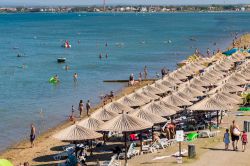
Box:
[151,126,154,141]
[209,112,212,131]
[140,131,142,154]
[124,132,127,166]
[75,142,77,158]
[217,110,219,128]
[90,140,93,156]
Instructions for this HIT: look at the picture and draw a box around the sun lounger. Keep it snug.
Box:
[118,143,139,159]
[141,143,157,154]
[199,130,220,138]
[101,154,121,166]
[53,147,74,160]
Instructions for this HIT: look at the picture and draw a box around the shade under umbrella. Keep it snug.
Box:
[131,109,167,124]
[162,93,193,107]
[104,101,134,114]
[91,108,118,121]
[117,96,145,107]
[142,101,176,117]
[78,117,104,130]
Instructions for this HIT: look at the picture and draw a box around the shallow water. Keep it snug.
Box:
[0,12,249,151]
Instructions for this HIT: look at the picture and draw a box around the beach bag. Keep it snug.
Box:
[233,128,241,136]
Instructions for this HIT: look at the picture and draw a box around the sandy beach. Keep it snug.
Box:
[1,33,250,166]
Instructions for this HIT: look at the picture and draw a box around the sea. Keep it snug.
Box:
[0,12,250,151]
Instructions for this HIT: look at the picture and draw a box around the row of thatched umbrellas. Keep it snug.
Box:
[53,51,250,165]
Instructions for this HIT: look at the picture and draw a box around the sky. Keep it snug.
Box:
[0,0,249,6]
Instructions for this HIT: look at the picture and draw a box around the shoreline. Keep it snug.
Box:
[0,80,153,161]
[0,33,249,165]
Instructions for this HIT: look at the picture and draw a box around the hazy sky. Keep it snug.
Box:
[1,0,249,6]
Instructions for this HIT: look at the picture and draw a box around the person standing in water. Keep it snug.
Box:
[30,124,36,148]
[105,53,108,59]
[138,72,142,82]
[99,53,102,59]
[78,100,84,117]
[144,66,148,79]
[207,48,210,57]
[73,73,78,82]
[86,100,91,116]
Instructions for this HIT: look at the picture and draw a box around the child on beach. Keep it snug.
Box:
[223,129,230,150]
[241,131,248,152]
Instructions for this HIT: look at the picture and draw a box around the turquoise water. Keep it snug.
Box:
[0,12,250,151]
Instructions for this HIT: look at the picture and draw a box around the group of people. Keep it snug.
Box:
[77,100,91,117]
[223,120,248,152]
[128,66,148,86]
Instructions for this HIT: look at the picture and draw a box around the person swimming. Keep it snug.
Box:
[73,73,78,82]
[99,53,102,59]
[65,65,70,70]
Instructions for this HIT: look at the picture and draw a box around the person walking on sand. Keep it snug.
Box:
[30,124,36,148]
[230,120,240,151]
[78,100,84,117]
[86,100,91,116]
[223,129,230,150]
[241,131,248,152]
[73,73,78,82]
[144,66,148,79]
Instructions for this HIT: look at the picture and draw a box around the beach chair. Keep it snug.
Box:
[101,154,121,166]
[118,143,139,159]
[141,143,157,154]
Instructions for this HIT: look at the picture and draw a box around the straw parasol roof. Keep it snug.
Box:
[226,75,248,85]
[158,100,182,112]
[211,93,240,105]
[159,80,176,87]
[143,85,165,95]
[175,91,198,102]
[188,96,230,111]
[153,83,172,92]
[141,101,176,117]
[100,113,153,132]
[190,77,210,87]
[104,101,134,113]
[164,76,183,84]
[91,108,118,121]
[53,124,102,141]
[179,85,204,98]
[117,96,145,107]
[179,82,206,92]
[208,83,244,94]
[169,71,187,80]
[162,93,193,107]
[198,75,216,84]
[221,92,243,103]
[131,109,167,124]
[129,92,151,104]
[78,117,104,130]
[139,89,161,100]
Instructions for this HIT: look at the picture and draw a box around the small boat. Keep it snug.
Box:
[57,58,66,63]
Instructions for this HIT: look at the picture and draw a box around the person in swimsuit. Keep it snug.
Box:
[30,124,36,148]
[144,66,148,79]
[223,129,230,150]
[86,100,91,116]
[73,73,78,82]
[230,120,240,151]
[78,100,84,117]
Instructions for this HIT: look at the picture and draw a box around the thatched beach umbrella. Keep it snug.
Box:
[179,82,206,92]
[143,85,164,95]
[190,77,210,87]
[169,71,187,80]
[100,113,153,165]
[211,93,240,105]
[78,117,104,130]
[128,92,151,105]
[53,124,102,157]
[104,101,134,114]
[226,75,248,86]
[158,100,182,112]
[117,96,145,108]
[175,91,198,102]
[188,96,230,127]
[153,83,172,92]
[208,83,244,94]
[179,86,204,98]
[141,101,176,117]
[138,89,161,100]
[159,80,176,88]
[164,76,183,84]
[91,108,118,121]
[131,109,167,124]
[162,93,193,107]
